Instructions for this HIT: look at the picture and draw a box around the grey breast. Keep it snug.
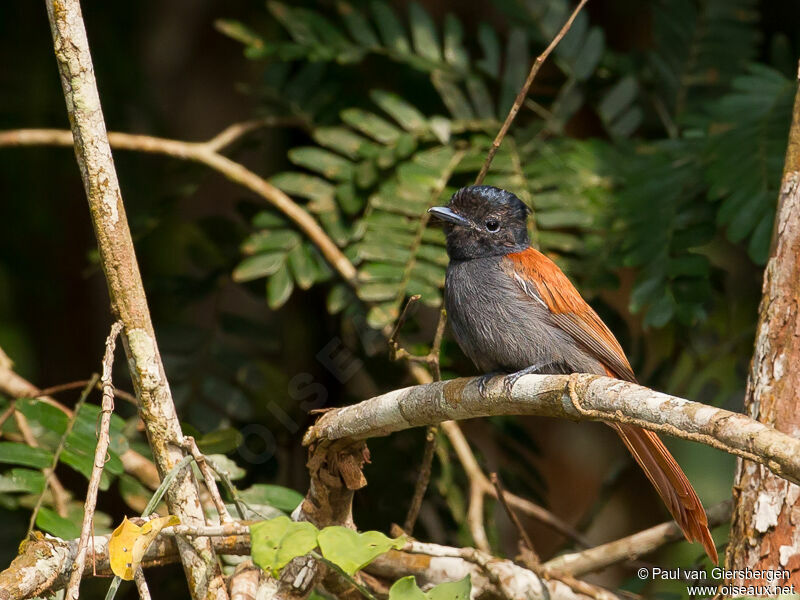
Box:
[444,256,606,375]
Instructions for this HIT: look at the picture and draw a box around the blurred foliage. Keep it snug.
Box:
[0,0,798,597]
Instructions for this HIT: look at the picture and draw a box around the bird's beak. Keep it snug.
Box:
[427,206,471,227]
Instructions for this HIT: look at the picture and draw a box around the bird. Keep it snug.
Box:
[427,184,717,563]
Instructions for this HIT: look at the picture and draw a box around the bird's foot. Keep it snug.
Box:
[502,362,557,396]
[477,372,503,399]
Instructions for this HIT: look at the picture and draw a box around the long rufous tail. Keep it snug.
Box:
[610,422,718,563]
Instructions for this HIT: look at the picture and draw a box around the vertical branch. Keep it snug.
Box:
[43,2,226,599]
[65,321,122,600]
[726,67,800,585]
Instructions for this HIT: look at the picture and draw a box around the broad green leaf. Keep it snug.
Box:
[389,575,471,600]
[196,428,244,455]
[317,526,405,575]
[267,263,295,309]
[408,2,441,63]
[240,484,304,512]
[233,253,286,283]
[36,506,81,539]
[16,398,68,434]
[0,442,53,469]
[250,516,319,576]
[389,577,425,600]
[0,468,44,494]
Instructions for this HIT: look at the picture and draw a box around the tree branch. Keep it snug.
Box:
[43,1,226,598]
[545,500,733,576]
[304,373,800,486]
[0,127,357,287]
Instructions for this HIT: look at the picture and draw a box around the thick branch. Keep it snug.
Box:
[44,2,225,598]
[304,373,800,486]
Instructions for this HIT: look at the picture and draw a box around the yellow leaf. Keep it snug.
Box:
[109,515,180,580]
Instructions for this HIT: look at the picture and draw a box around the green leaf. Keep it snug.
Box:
[250,516,319,576]
[240,484,304,512]
[408,2,441,63]
[476,23,500,78]
[370,90,427,132]
[338,2,380,48]
[288,147,354,181]
[36,506,81,539]
[16,398,69,434]
[572,27,604,80]
[432,72,474,120]
[0,468,44,494]
[443,14,468,72]
[317,526,405,575]
[196,428,244,455]
[371,1,410,54]
[233,253,286,283]
[389,575,472,600]
[205,455,246,480]
[499,28,528,117]
[288,244,317,290]
[267,263,295,309]
[341,108,402,144]
[389,577,426,600]
[0,442,53,469]
[242,230,300,254]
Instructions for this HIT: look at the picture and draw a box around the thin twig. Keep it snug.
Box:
[491,472,539,562]
[28,376,99,535]
[133,568,152,600]
[402,424,438,534]
[182,436,233,524]
[474,0,590,184]
[65,321,123,600]
[0,127,357,288]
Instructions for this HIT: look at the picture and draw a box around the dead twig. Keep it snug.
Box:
[491,472,539,562]
[474,0,590,184]
[133,568,152,600]
[65,321,123,600]
[182,436,233,524]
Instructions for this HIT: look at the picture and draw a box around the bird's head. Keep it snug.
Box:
[428,185,531,261]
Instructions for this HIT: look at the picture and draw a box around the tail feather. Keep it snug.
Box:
[611,422,718,564]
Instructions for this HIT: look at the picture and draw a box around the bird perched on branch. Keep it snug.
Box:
[428,185,717,563]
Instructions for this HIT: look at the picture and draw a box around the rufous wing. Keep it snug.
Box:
[504,247,717,563]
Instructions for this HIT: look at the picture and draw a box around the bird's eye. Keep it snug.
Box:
[485,219,500,232]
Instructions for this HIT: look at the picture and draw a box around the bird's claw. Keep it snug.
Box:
[477,372,502,399]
